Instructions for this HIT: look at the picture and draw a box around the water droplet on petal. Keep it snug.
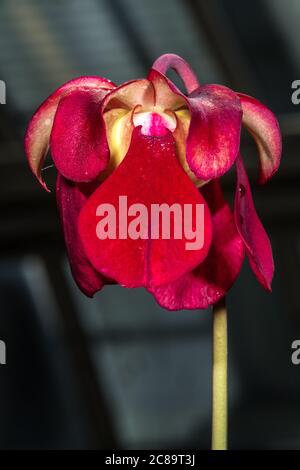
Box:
[239,184,246,197]
[207,286,216,298]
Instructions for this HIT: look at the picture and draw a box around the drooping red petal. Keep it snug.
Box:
[50,89,110,182]
[78,127,212,288]
[56,174,107,297]
[152,53,200,94]
[149,180,244,310]
[186,85,242,180]
[238,93,282,184]
[25,76,115,191]
[234,154,274,291]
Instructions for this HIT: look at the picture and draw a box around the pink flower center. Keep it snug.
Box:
[133,111,176,136]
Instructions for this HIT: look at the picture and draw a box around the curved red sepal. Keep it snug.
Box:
[25,76,115,191]
[51,89,109,182]
[238,93,282,184]
[234,154,274,291]
[149,180,244,310]
[147,68,187,110]
[186,85,242,180]
[78,127,212,288]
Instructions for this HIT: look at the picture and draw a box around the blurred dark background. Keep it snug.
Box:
[0,0,299,450]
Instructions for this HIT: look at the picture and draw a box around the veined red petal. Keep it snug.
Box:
[234,154,274,291]
[186,85,242,180]
[78,127,212,288]
[56,174,107,297]
[150,180,244,310]
[50,89,109,182]
[25,76,115,191]
[238,93,282,184]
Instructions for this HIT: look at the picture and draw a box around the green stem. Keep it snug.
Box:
[211,297,228,450]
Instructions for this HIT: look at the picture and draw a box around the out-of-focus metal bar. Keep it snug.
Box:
[43,255,119,449]
[185,0,261,94]
[103,0,152,71]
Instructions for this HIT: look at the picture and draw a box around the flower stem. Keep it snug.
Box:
[211,297,228,450]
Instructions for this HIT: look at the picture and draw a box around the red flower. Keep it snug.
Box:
[25,54,281,310]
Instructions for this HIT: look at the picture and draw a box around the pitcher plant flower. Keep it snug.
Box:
[25,53,281,311]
